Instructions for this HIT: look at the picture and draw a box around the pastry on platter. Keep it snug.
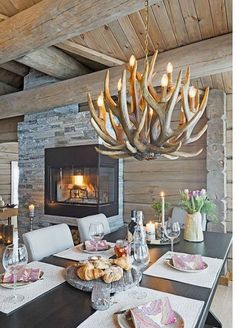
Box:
[111,256,132,271]
[76,262,104,281]
[102,266,123,284]
[91,258,111,270]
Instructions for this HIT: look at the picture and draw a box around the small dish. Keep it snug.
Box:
[80,243,111,254]
[115,309,184,328]
[0,271,44,289]
[165,259,208,273]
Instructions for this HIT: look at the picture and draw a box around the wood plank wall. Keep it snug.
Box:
[123,110,207,221]
[226,93,233,273]
[0,142,18,204]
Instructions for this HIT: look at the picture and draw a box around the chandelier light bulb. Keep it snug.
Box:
[161,74,168,87]
[189,86,197,98]
[166,62,173,73]
[97,94,104,107]
[129,55,136,67]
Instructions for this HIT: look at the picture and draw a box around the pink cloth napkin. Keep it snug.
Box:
[2,268,41,283]
[130,297,177,327]
[172,254,206,270]
[85,240,109,251]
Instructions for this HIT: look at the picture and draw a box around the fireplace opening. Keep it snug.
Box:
[45,145,118,218]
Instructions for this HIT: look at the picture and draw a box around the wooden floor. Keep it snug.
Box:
[208,283,232,328]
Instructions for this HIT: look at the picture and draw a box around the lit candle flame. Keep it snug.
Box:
[160,191,165,197]
[161,74,168,87]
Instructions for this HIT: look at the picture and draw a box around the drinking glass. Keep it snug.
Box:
[128,267,147,299]
[2,243,28,303]
[164,220,180,253]
[88,222,104,251]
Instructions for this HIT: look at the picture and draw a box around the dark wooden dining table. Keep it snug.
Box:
[0,227,232,328]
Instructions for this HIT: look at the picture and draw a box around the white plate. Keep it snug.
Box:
[165,259,208,273]
[0,272,44,289]
[80,243,112,254]
[115,309,184,328]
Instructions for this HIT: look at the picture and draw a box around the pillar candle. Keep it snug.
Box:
[146,222,155,234]
[160,192,165,228]
[29,204,35,217]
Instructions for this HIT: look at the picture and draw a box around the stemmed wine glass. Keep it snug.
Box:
[164,220,180,253]
[89,222,104,251]
[2,243,28,303]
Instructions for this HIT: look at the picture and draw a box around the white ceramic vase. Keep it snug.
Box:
[184,211,204,242]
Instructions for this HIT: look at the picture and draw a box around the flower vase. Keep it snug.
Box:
[184,212,204,242]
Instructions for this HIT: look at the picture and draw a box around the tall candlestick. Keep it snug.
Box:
[160,192,165,228]
[29,204,35,217]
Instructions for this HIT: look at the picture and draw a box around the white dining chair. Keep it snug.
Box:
[22,223,74,261]
[77,213,111,242]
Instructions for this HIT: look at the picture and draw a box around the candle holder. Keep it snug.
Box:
[3,223,13,245]
[29,216,34,231]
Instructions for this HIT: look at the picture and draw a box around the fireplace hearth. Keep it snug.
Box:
[45,145,118,218]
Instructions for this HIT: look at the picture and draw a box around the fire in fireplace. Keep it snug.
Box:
[45,145,118,218]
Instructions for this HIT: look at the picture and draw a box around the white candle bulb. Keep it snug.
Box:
[166,62,173,73]
[97,94,104,107]
[189,86,197,110]
[129,55,136,67]
[161,74,168,87]
[189,86,197,98]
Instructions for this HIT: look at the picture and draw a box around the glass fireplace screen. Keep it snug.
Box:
[49,166,115,205]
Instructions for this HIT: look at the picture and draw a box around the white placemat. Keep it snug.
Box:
[0,261,65,314]
[143,251,223,288]
[54,243,115,261]
[77,287,204,328]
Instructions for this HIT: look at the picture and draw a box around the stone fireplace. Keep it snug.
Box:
[17,69,123,237]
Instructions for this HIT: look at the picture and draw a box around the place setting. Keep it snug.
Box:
[54,222,115,261]
[0,243,65,314]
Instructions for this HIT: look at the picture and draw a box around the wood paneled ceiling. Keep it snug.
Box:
[0,0,232,104]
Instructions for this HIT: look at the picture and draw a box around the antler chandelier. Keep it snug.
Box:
[87,1,209,161]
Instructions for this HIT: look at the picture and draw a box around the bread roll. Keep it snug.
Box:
[102,266,123,284]
[112,256,132,271]
[76,262,104,281]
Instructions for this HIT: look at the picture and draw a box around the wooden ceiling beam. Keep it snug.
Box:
[0,0,160,64]
[56,41,124,67]
[0,81,19,96]
[0,33,231,119]
[0,61,29,77]
[0,67,22,88]
[17,47,91,80]
[0,13,90,80]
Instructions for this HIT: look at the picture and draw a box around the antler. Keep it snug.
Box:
[87,52,209,161]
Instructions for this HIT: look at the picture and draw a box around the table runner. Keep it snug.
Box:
[0,261,65,314]
[143,251,223,288]
[54,243,115,261]
[77,287,204,328]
